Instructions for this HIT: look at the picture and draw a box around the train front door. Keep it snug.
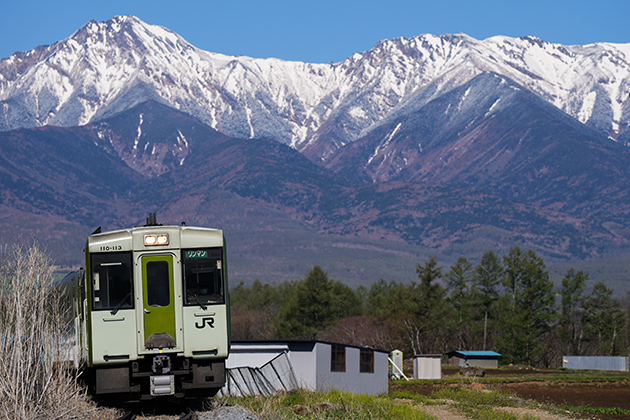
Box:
[141,255,177,349]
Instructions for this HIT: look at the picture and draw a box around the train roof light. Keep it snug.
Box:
[144,234,169,246]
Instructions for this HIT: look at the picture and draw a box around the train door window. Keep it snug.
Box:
[91,252,133,311]
[182,248,224,306]
[146,260,170,307]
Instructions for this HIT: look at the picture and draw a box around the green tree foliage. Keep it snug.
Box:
[445,256,474,350]
[365,279,411,317]
[402,257,448,354]
[230,251,630,367]
[471,250,503,350]
[496,247,555,365]
[584,282,625,355]
[412,257,447,328]
[558,268,588,356]
[231,279,284,310]
[275,266,361,339]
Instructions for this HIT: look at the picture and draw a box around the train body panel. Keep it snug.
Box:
[182,304,230,358]
[69,216,230,400]
[90,308,138,365]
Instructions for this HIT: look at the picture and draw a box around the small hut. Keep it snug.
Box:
[413,354,442,379]
[222,340,389,395]
[447,350,501,368]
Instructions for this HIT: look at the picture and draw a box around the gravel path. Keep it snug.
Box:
[195,405,261,420]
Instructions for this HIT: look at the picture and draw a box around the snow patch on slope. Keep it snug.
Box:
[133,113,144,152]
[578,91,597,124]
[1,15,630,158]
[368,122,402,165]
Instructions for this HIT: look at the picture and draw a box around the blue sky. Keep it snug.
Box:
[2,0,629,63]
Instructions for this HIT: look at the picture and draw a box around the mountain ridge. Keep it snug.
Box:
[1,17,630,290]
[0,101,612,268]
[2,16,630,163]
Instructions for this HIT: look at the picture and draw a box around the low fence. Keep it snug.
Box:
[218,351,299,397]
[562,356,629,372]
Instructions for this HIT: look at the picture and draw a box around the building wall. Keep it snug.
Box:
[287,342,318,390]
[226,341,388,395]
[413,355,442,380]
[314,343,388,395]
[563,356,629,372]
[466,358,498,368]
[449,355,498,368]
[319,342,350,392]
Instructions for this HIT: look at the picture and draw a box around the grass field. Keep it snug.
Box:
[221,367,630,420]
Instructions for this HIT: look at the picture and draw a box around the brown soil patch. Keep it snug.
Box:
[391,378,630,420]
[496,381,630,410]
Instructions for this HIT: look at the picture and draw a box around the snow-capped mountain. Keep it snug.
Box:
[3,14,630,285]
[1,15,630,167]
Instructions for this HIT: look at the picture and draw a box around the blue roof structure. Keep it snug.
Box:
[450,351,501,357]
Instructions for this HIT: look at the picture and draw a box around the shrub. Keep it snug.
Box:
[0,244,85,419]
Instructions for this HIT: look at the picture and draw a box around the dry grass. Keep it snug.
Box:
[0,243,111,419]
[221,389,436,419]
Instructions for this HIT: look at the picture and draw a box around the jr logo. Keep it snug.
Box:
[195,317,215,329]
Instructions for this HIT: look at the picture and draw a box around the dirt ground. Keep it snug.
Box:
[497,381,630,410]
[472,368,630,409]
[393,367,630,420]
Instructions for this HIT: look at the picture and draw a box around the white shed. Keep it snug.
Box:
[224,340,389,395]
[413,354,442,380]
[447,350,501,368]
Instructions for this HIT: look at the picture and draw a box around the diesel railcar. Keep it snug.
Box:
[63,214,230,400]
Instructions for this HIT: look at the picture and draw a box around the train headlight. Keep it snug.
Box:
[144,234,169,246]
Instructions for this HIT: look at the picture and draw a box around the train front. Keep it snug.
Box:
[81,222,230,400]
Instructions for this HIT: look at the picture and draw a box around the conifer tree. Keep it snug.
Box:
[275,266,360,339]
[497,247,555,365]
[584,282,624,355]
[472,250,503,350]
[403,257,447,354]
[445,256,473,350]
[558,269,588,356]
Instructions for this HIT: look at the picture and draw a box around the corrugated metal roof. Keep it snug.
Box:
[231,339,390,353]
[451,351,501,357]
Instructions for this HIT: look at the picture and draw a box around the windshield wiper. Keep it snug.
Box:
[190,296,207,310]
[110,292,131,316]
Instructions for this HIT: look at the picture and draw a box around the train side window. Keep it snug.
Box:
[182,248,224,306]
[91,252,133,311]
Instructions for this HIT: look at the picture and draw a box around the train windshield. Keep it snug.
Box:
[91,252,133,311]
[182,248,224,306]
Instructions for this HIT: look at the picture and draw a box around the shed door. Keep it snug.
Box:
[141,255,176,349]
